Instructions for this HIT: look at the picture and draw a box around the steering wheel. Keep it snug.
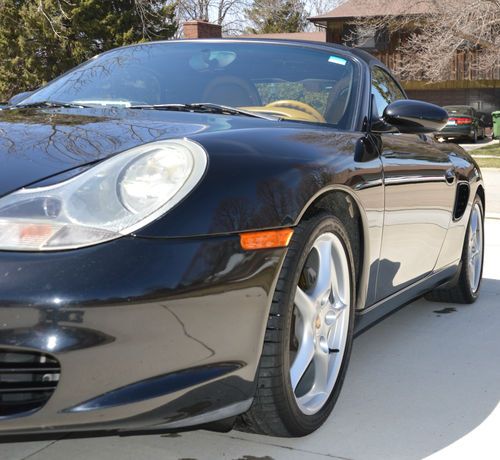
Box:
[265,100,326,123]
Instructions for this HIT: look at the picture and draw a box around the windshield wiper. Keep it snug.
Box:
[14,101,92,109]
[130,103,277,120]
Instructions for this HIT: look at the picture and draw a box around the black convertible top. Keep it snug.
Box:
[117,37,387,70]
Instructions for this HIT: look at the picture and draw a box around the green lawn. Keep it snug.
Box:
[475,157,500,168]
[472,143,500,156]
[470,142,500,168]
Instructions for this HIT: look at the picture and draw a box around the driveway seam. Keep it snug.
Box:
[19,440,59,460]
[216,433,354,459]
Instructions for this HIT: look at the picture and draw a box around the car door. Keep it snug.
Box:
[371,66,456,301]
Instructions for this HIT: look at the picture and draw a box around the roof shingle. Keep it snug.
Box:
[237,31,326,42]
[309,0,432,21]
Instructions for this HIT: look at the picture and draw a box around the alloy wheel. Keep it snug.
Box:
[467,202,483,293]
[290,232,351,415]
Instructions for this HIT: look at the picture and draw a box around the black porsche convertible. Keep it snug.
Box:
[0,39,484,437]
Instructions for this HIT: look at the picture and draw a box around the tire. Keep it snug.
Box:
[425,195,484,304]
[471,130,478,143]
[238,213,356,437]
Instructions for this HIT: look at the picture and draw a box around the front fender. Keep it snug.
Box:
[136,127,362,238]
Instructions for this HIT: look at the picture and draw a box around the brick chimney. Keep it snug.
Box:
[183,20,222,39]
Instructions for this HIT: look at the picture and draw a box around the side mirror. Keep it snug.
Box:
[382,99,448,134]
[8,91,34,106]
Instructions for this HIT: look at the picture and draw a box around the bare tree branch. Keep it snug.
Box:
[349,0,499,81]
[176,0,252,35]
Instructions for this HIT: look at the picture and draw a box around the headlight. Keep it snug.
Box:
[0,139,207,251]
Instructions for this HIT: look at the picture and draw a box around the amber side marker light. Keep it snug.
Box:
[240,228,294,250]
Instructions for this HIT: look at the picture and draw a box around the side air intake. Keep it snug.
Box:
[454,183,470,220]
[0,349,60,417]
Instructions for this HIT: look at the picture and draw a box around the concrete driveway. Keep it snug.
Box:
[2,220,500,460]
[482,169,500,216]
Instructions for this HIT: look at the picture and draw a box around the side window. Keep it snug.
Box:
[371,66,406,118]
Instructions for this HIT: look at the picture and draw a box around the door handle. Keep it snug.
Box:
[445,168,456,184]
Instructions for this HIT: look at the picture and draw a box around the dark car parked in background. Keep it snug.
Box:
[437,105,487,142]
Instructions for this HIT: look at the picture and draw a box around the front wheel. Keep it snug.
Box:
[239,214,356,436]
[426,195,484,303]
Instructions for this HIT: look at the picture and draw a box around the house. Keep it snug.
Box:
[183,20,326,42]
[309,0,500,114]
[238,31,326,42]
[183,11,498,114]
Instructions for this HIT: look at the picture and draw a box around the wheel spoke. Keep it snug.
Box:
[331,241,349,305]
[291,286,316,391]
[312,345,330,394]
[470,210,478,235]
[311,239,334,302]
[330,263,342,305]
[333,300,348,318]
[290,329,314,391]
[469,259,476,284]
[294,286,315,324]
[328,314,345,350]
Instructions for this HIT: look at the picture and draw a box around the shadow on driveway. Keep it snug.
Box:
[264,277,500,460]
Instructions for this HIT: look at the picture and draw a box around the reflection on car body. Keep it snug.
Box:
[436,105,487,142]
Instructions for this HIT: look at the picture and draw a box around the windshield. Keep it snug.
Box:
[21,42,359,127]
[444,106,473,115]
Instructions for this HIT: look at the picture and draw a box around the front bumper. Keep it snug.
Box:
[0,235,285,435]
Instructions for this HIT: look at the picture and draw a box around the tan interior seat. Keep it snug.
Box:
[325,76,352,125]
[202,76,261,107]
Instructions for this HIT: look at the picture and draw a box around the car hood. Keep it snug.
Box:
[0,106,280,197]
